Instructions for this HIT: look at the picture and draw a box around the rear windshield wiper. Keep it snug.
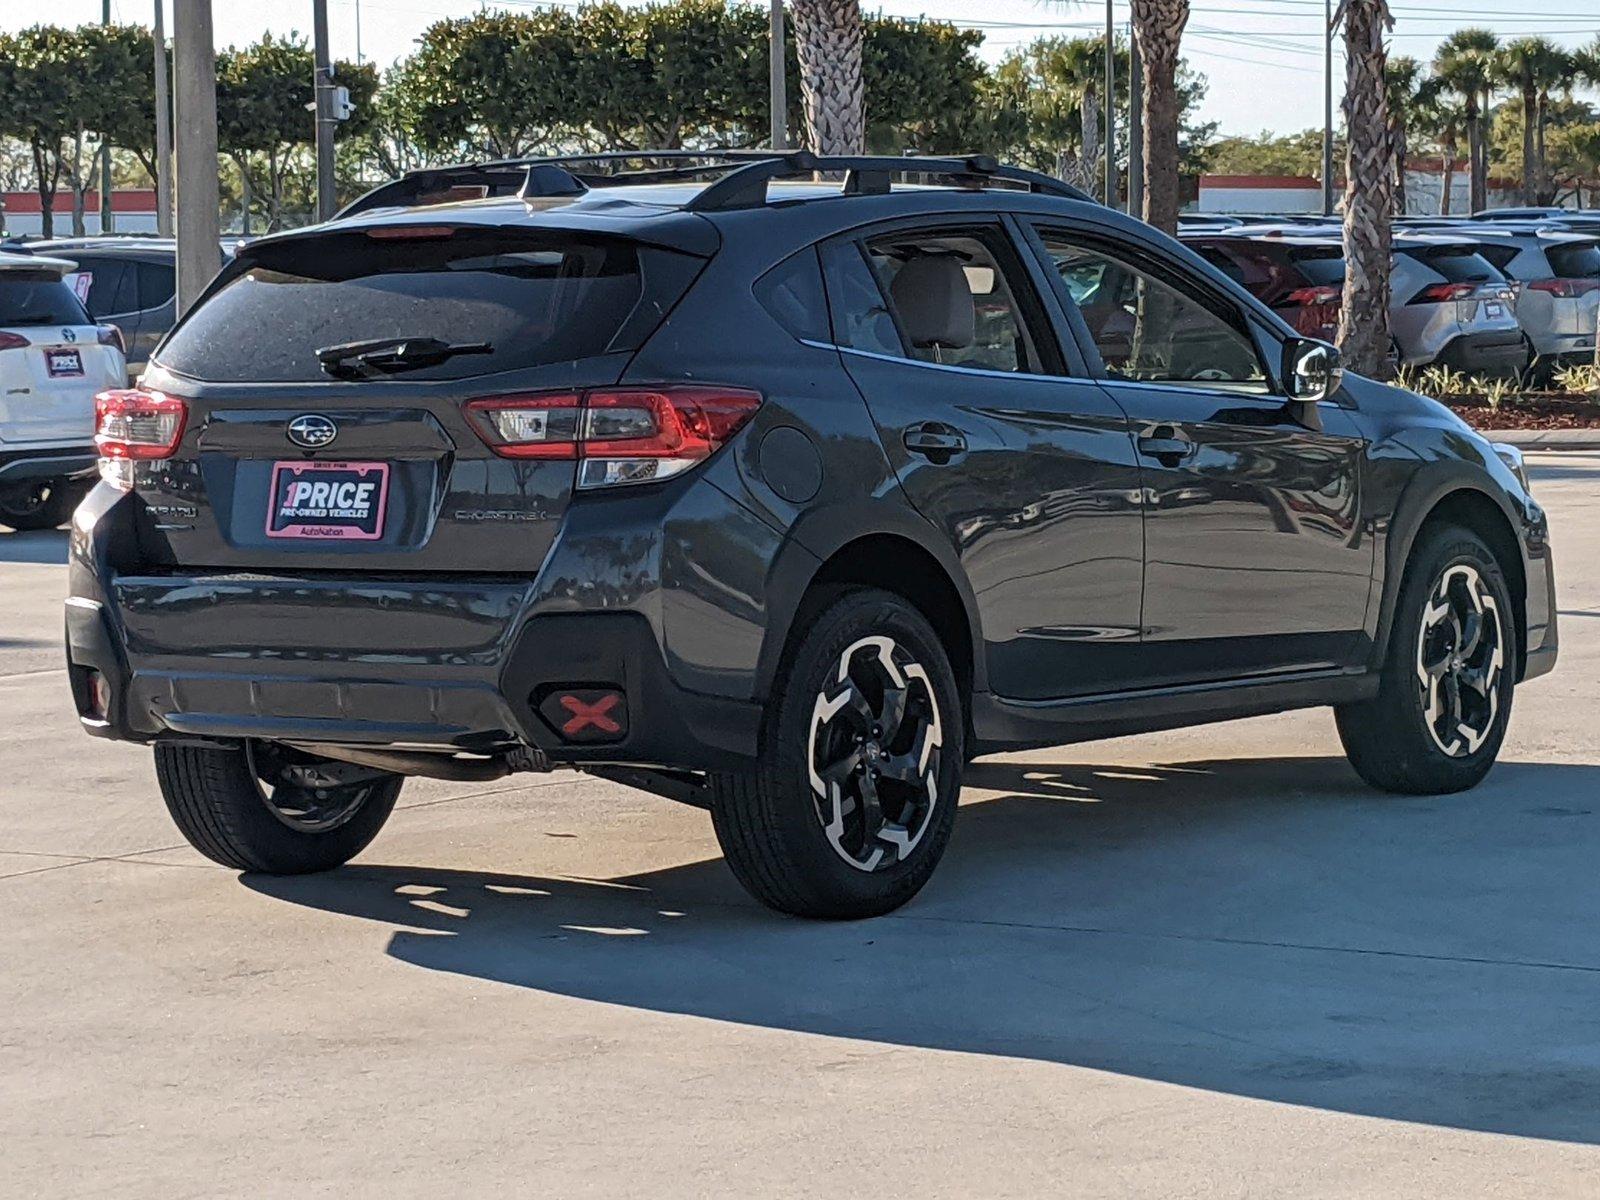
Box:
[315,336,492,375]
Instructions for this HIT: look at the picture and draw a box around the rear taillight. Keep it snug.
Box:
[0,331,29,351]
[96,325,125,354]
[1409,282,1478,304]
[1526,278,1600,298]
[464,386,762,490]
[1285,286,1341,306]
[95,389,187,489]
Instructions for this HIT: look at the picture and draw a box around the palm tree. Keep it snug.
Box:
[1432,28,1498,212]
[1337,0,1395,378]
[1384,55,1422,213]
[1130,0,1192,234]
[1415,83,1467,213]
[1494,37,1571,205]
[791,0,865,154]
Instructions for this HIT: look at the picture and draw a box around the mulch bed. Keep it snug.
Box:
[1443,395,1600,430]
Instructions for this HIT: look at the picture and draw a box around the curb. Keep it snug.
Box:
[1477,429,1600,451]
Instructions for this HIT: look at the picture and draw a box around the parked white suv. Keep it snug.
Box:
[0,251,126,530]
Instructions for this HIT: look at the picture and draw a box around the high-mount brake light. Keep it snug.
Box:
[365,225,459,241]
[94,389,187,489]
[463,387,763,489]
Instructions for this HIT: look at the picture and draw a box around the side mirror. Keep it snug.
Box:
[1283,338,1342,426]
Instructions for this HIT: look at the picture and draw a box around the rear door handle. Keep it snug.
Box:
[903,423,968,460]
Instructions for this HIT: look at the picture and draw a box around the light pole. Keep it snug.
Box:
[100,0,114,233]
[313,0,337,222]
[769,0,786,150]
[1322,0,1335,216]
[172,0,220,313]
[1104,0,1115,207]
[153,0,173,237]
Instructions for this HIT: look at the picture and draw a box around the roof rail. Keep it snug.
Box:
[336,150,1097,220]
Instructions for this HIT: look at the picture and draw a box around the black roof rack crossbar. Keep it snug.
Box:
[336,150,1097,219]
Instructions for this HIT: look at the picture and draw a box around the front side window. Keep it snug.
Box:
[1038,232,1269,391]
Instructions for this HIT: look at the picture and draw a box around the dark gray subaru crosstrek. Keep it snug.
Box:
[65,152,1558,918]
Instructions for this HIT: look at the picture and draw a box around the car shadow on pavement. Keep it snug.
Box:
[0,528,69,564]
[244,754,1600,1145]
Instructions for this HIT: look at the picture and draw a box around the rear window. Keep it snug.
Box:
[1286,247,1345,285]
[1401,247,1504,283]
[1547,242,1600,279]
[157,228,661,383]
[0,271,90,326]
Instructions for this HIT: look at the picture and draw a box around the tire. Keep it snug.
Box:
[155,742,402,873]
[1336,524,1517,794]
[708,587,965,919]
[0,478,79,531]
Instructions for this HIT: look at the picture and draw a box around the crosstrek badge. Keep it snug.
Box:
[266,460,390,540]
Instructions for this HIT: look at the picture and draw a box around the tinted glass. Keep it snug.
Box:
[1286,248,1345,285]
[1040,235,1268,390]
[81,258,137,318]
[136,261,177,309]
[821,242,904,357]
[863,228,1046,373]
[1547,243,1600,279]
[159,229,650,382]
[754,247,829,342]
[0,272,91,325]
[1474,244,1520,275]
[1402,247,1503,283]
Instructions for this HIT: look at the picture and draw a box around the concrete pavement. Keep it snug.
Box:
[3,455,1599,1197]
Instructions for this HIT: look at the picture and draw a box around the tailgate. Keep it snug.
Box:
[131,221,703,573]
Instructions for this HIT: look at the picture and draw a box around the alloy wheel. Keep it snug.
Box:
[245,742,385,834]
[1415,563,1505,758]
[807,636,943,873]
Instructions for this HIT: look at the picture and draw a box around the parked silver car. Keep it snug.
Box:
[1442,225,1600,373]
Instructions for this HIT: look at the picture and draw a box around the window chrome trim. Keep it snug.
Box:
[801,338,1081,384]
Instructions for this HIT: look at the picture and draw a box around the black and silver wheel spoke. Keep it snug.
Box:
[246,742,380,834]
[807,636,944,873]
[1414,563,1504,758]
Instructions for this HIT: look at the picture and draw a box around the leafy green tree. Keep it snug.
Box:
[863,18,988,154]
[1432,28,1499,212]
[1205,128,1343,178]
[217,35,374,231]
[0,26,92,237]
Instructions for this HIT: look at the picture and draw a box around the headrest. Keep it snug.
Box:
[889,254,975,351]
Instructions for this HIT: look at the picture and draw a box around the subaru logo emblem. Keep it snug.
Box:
[287,414,338,449]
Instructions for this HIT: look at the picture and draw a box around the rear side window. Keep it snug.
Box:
[1474,243,1520,275]
[81,258,138,318]
[1547,242,1600,279]
[754,248,829,343]
[1402,247,1503,283]
[137,261,177,309]
[158,228,666,382]
[0,272,90,325]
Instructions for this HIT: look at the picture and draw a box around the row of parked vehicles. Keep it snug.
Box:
[1178,207,1600,380]
[0,236,236,528]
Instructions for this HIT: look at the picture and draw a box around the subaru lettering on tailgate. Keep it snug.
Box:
[267,460,389,540]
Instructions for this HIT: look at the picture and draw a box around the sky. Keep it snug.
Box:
[9,0,1600,138]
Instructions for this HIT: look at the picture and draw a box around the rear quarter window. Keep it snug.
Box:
[0,272,91,326]
[157,228,677,383]
[1547,242,1600,279]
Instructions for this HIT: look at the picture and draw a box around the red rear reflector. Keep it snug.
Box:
[0,331,29,351]
[365,225,458,241]
[94,389,187,460]
[1285,286,1341,306]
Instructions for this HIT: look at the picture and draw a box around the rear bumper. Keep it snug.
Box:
[0,445,97,484]
[64,486,768,770]
[1434,331,1529,375]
